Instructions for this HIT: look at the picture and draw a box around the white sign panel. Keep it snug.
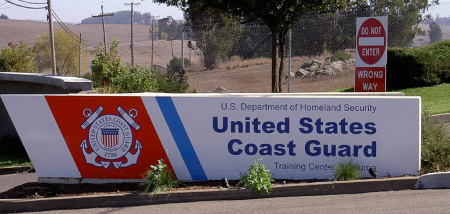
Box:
[146,95,420,180]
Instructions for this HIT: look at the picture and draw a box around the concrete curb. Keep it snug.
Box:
[431,113,450,124]
[0,177,418,213]
[416,172,450,189]
[0,72,92,93]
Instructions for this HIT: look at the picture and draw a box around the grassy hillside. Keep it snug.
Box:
[0,19,152,48]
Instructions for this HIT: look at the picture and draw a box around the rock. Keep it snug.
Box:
[295,59,347,79]
[285,72,296,80]
[214,86,228,93]
[324,61,343,74]
[300,60,322,70]
[296,69,309,77]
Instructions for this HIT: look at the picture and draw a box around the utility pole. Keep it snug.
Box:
[125,2,140,66]
[79,34,82,77]
[46,0,56,75]
[150,15,159,67]
[92,3,114,54]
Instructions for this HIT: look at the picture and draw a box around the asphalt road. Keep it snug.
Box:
[0,172,37,193]
[22,189,450,214]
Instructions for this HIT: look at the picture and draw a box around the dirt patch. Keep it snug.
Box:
[0,181,225,199]
[187,56,355,93]
[0,179,330,199]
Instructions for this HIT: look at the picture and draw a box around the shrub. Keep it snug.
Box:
[167,57,191,73]
[0,42,37,72]
[421,111,450,174]
[330,50,351,62]
[141,159,178,195]
[90,39,125,88]
[111,66,159,93]
[333,159,360,181]
[156,57,190,93]
[238,158,274,195]
[387,40,450,89]
[386,48,428,89]
[419,41,450,83]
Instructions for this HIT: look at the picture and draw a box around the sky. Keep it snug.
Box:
[0,0,184,23]
[0,0,448,24]
[427,0,450,18]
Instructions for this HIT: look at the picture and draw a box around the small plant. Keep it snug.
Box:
[330,50,351,62]
[239,158,274,195]
[421,110,450,174]
[156,57,190,93]
[333,159,360,181]
[141,159,178,195]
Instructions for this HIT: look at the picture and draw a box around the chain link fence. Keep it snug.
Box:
[2,3,449,93]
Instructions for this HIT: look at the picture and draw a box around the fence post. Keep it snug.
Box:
[288,28,292,93]
[182,31,185,70]
[79,34,82,77]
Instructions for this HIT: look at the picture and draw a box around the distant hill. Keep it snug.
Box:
[81,11,152,25]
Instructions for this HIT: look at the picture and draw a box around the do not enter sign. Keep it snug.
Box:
[356,16,388,67]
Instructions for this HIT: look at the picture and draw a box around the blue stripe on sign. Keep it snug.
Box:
[156,97,207,180]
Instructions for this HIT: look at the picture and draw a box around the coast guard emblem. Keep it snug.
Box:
[79,106,142,169]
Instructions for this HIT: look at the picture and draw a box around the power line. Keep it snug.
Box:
[52,10,79,42]
[16,0,46,5]
[5,0,46,9]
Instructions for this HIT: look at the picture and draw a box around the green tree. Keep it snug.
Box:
[33,30,86,76]
[184,9,242,70]
[369,0,438,47]
[159,16,183,40]
[155,0,347,92]
[428,21,442,43]
[0,42,37,72]
[230,25,272,59]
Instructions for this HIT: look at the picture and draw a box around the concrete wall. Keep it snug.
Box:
[0,72,92,138]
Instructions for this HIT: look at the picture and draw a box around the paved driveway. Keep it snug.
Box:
[0,173,37,193]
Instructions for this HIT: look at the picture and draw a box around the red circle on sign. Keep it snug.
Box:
[357,18,386,65]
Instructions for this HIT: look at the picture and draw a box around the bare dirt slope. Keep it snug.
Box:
[0,19,153,47]
[187,57,355,93]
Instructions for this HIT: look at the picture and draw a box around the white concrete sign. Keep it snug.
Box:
[2,94,421,182]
